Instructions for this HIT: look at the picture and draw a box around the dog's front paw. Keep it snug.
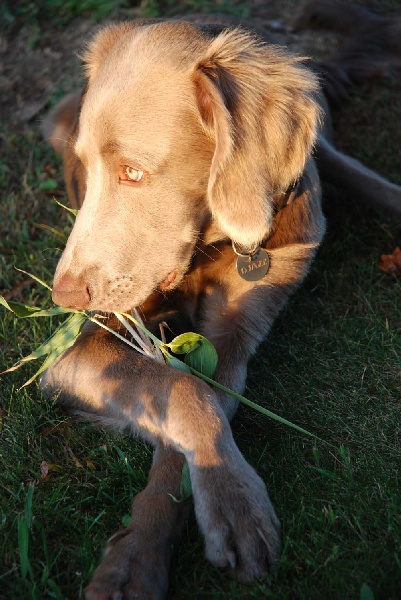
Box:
[84,526,169,600]
[191,456,281,581]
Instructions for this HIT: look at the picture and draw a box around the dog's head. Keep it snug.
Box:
[52,21,320,311]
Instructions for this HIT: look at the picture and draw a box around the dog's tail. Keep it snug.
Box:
[296,0,401,105]
[296,1,401,216]
[315,134,401,217]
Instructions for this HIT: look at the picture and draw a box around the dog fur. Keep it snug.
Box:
[41,3,401,598]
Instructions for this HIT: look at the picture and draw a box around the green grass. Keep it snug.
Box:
[1,1,401,598]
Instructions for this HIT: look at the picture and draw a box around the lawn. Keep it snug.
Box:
[0,1,400,599]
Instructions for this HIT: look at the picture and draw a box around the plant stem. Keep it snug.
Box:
[187,366,329,444]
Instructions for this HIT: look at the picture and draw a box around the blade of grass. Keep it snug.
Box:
[0,296,75,318]
[114,312,164,362]
[15,268,52,291]
[187,365,328,444]
[87,314,158,357]
[3,313,86,371]
[54,199,78,216]
[18,485,35,581]
[20,349,65,388]
[34,222,68,242]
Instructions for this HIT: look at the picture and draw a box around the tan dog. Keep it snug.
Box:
[41,5,401,599]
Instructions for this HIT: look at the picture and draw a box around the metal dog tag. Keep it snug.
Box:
[236,247,270,281]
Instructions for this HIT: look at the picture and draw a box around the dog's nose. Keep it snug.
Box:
[52,273,90,310]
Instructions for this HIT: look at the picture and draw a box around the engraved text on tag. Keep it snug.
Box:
[236,247,270,281]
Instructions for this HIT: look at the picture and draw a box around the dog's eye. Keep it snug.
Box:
[125,166,143,182]
[118,165,145,185]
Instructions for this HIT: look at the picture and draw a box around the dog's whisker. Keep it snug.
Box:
[208,243,225,256]
[137,305,147,322]
[195,244,216,262]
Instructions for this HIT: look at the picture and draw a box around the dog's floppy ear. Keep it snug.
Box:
[193,29,321,248]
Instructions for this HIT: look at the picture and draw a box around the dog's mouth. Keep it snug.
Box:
[159,271,177,290]
[52,266,186,313]
[85,270,183,313]
[53,249,193,313]
[88,271,181,312]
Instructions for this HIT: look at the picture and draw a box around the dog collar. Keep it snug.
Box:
[233,180,299,281]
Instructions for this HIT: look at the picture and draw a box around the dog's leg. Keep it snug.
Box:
[42,320,281,597]
[85,444,189,600]
[317,135,401,217]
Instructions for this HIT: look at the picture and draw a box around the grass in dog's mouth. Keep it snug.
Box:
[0,274,319,443]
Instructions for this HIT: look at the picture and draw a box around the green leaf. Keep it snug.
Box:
[0,296,43,317]
[20,349,64,388]
[19,306,76,317]
[164,354,192,373]
[2,260,324,441]
[166,332,203,354]
[184,339,218,378]
[179,461,192,500]
[169,461,192,503]
[18,516,32,580]
[360,583,375,600]
[121,514,131,528]
[1,291,86,387]
[0,296,75,318]
[167,333,218,378]
[2,313,86,385]
[24,313,85,363]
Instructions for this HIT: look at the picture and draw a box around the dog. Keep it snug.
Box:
[41,3,401,598]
